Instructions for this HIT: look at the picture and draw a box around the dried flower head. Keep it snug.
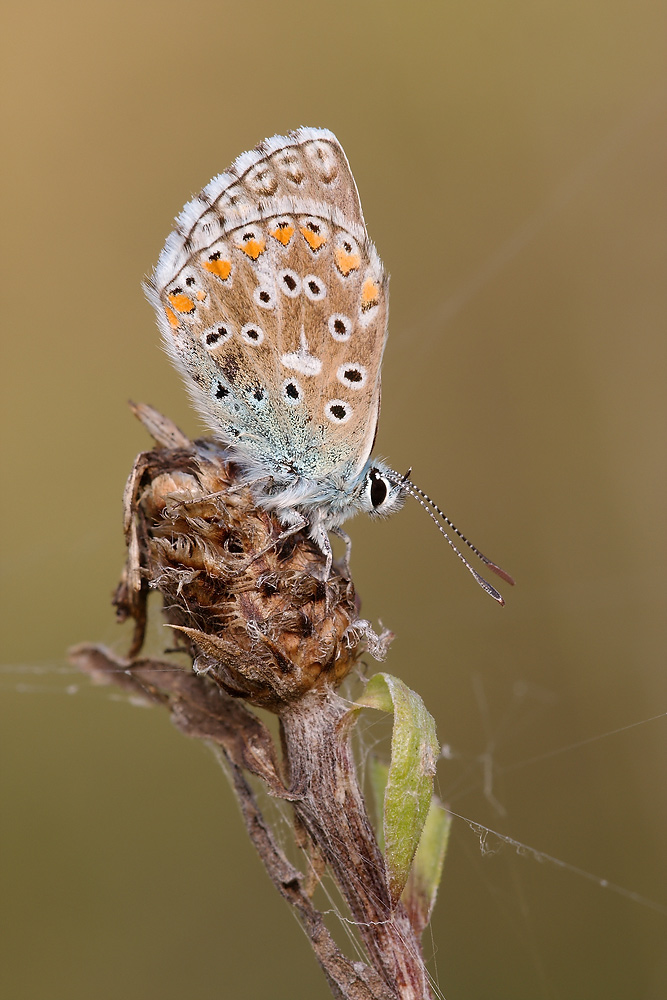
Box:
[114,404,389,709]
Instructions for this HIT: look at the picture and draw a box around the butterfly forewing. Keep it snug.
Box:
[147,128,388,482]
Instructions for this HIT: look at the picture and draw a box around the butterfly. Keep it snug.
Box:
[145,128,512,602]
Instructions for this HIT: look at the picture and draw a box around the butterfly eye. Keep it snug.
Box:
[364,469,399,516]
[370,474,388,509]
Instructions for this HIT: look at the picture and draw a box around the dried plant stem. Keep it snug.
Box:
[71,406,435,999]
[282,691,432,998]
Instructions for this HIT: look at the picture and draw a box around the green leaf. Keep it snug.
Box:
[401,794,451,934]
[354,673,439,907]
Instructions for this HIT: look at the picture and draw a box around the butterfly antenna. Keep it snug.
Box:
[385,470,515,605]
[403,476,515,585]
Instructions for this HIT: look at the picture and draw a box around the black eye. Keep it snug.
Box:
[370,472,388,509]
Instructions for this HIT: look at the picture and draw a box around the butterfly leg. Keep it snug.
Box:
[226,474,274,495]
[306,523,336,612]
[275,514,336,589]
[233,506,335,583]
[330,526,353,578]
[307,520,334,581]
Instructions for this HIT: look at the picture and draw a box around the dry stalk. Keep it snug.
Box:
[71,404,434,999]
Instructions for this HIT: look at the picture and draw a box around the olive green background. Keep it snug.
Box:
[2,2,666,998]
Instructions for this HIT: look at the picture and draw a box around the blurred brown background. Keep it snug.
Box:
[2,2,666,998]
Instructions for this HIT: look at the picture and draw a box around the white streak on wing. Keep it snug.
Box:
[281,352,322,376]
[280,329,322,376]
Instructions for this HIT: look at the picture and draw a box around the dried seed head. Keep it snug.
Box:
[115,406,385,709]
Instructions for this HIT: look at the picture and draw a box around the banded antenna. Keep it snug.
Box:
[385,469,515,606]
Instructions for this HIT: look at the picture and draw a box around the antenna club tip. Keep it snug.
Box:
[487,563,516,587]
[488,587,505,606]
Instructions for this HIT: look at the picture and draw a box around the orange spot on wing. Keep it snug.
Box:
[361,278,380,311]
[165,306,180,328]
[335,248,361,276]
[195,289,206,301]
[168,292,195,313]
[270,224,294,246]
[237,237,266,260]
[300,226,327,251]
[203,258,232,279]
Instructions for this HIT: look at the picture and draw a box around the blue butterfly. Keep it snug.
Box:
[146,128,512,601]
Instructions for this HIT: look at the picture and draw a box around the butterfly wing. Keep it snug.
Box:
[146,128,388,483]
